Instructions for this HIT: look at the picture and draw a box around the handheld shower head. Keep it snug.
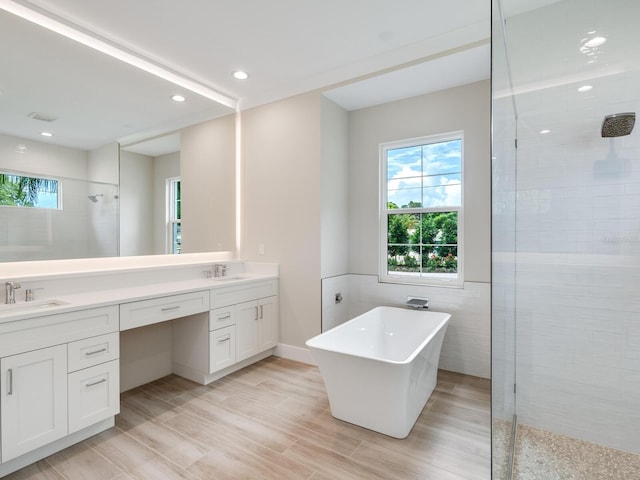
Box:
[601,112,635,137]
[88,193,103,203]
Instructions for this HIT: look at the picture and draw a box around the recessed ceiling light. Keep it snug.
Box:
[584,36,606,48]
[233,71,249,80]
[577,85,593,93]
[40,131,53,137]
[540,129,551,135]
[171,94,186,102]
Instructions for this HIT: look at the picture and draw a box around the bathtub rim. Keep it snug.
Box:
[306,306,450,365]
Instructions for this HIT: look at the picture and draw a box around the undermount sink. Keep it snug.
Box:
[211,275,248,282]
[0,299,70,316]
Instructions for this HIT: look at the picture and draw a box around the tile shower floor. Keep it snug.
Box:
[513,425,640,480]
[3,357,490,480]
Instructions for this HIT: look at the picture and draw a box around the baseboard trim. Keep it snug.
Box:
[274,343,316,365]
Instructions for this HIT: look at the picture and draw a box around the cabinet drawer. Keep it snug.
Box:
[120,290,209,331]
[210,280,278,308]
[68,332,119,373]
[0,305,119,358]
[68,359,119,434]
[209,326,235,373]
[209,306,235,330]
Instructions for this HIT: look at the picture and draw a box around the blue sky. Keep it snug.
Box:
[37,190,59,208]
[387,139,462,208]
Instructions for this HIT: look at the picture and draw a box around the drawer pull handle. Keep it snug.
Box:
[161,305,181,312]
[85,348,107,356]
[255,306,259,320]
[218,314,231,320]
[7,369,12,396]
[260,305,264,319]
[217,336,231,343]
[85,378,107,388]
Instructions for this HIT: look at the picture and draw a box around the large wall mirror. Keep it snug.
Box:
[0,9,235,263]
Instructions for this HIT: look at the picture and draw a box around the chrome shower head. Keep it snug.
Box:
[88,193,103,203]
[601,112,635,137]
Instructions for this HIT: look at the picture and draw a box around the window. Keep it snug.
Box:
[167,177,181,254]
[380,132,463,286]
[0,173,60,209]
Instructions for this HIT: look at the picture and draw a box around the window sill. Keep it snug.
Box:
[379,274,464,289]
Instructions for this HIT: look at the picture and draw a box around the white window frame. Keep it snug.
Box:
[379,131,464,287]
[166,176,181,254]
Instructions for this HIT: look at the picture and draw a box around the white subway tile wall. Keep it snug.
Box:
[321,274,490,379]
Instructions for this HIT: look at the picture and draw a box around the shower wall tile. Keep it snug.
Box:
[321,274,491,379]
[516,260,640,453]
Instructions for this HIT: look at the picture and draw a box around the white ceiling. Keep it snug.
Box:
[323,43,490,111]
[0,0,491,154]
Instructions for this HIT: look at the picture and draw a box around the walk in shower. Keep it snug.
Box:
[0,176,119,262]
[492,0,640,478]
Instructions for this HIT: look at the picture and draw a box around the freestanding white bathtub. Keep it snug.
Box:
[306,306,450,438]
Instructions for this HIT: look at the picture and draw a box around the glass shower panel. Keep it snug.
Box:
[491,0,518,478]
[0,177,118,261]
[496,0,640,476]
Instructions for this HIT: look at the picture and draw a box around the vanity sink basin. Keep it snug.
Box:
[212,275,248,282]
[0,299,70,316]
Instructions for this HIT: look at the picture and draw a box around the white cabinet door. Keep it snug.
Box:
[235,300,259,362]
[68,360,120,434]
[209,326,236,373]
[257,296,279,352]
[1,344,68,462]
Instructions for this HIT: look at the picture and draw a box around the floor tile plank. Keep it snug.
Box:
[0,357,491,480]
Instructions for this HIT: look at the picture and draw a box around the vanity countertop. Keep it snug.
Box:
[0,271,278,324]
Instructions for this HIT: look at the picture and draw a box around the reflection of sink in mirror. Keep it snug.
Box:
[0,299,69,315]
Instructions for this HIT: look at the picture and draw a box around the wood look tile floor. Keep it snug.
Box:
[3,357,491,480]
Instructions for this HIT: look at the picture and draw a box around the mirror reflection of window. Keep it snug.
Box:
[167,177,181,254]
[0,173,60,209]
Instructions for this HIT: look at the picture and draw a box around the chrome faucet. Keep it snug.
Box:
[5,282,21,304]
[213,264,227,278]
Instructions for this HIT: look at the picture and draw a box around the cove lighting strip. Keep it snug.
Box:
[235,108,242,254]
[0,0,237,109]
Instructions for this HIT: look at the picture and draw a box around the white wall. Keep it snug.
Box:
[320,97,350,278]
[119,150,153,256]
[153,151,180,254]
[181,115,235,254]
[88,142,119,185]
[325,81,492,379]
[242,93,323,348]
[0,133,88,180]
[88,143,119,258]
[242,83,492,376]
[348,80,491,281]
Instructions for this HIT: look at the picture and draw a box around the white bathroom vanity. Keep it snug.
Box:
[0,254,279,477]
